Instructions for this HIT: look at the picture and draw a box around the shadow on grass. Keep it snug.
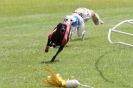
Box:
[40,60,60,64]
[70,37,90,42]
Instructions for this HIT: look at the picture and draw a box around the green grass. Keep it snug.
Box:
[0,0,133,88]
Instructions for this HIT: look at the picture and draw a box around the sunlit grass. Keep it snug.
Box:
[0,0,133,88]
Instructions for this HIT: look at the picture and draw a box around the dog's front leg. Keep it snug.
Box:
[44,39,51,53]
[50,46,64,62]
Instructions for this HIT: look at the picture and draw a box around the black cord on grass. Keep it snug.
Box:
[95,50,114,83]
[95,49,132,88]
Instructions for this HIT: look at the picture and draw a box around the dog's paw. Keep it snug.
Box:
[44,46,49,53]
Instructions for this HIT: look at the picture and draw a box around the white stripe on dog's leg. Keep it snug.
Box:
[81,31,85,40]
[81,34,85,40]
[69,31,73,40]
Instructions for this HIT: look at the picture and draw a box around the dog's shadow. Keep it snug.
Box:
[70,37,90,42]
[40,60,60,64]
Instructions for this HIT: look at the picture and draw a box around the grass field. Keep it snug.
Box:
[0,0,133,88]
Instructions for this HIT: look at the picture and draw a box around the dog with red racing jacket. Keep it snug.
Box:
[44,22,71,62]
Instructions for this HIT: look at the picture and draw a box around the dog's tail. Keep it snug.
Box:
[91,11,104,25]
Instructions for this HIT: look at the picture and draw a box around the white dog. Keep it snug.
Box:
[64,8,104,40]
[64,13,85,40]
[74,8,104,24]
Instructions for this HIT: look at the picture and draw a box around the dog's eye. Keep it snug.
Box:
[70,19,73,22]
[65,19,68,21]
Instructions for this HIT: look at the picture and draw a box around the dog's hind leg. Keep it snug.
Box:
[81,31,86,40]
[69,31,73,40]
[77,22,86,40]
[50,46,64,62]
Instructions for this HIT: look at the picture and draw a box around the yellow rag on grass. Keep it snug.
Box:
[43,68,66,87]
[43,68,93,88]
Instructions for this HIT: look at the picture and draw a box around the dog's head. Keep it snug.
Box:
[56,23,67,35]
[64,15,76,25]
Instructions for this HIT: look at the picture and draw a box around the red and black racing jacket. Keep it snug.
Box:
[48,22,71,47]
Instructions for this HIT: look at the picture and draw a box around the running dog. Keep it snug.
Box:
[44,22,71,62]
[74,7,104,24]
[64,8,104,40]
[64,13,85,40]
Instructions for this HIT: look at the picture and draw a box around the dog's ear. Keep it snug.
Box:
[57,23,62,30]
[61,24,67,32]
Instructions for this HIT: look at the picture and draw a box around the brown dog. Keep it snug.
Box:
[44,22,71,62]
